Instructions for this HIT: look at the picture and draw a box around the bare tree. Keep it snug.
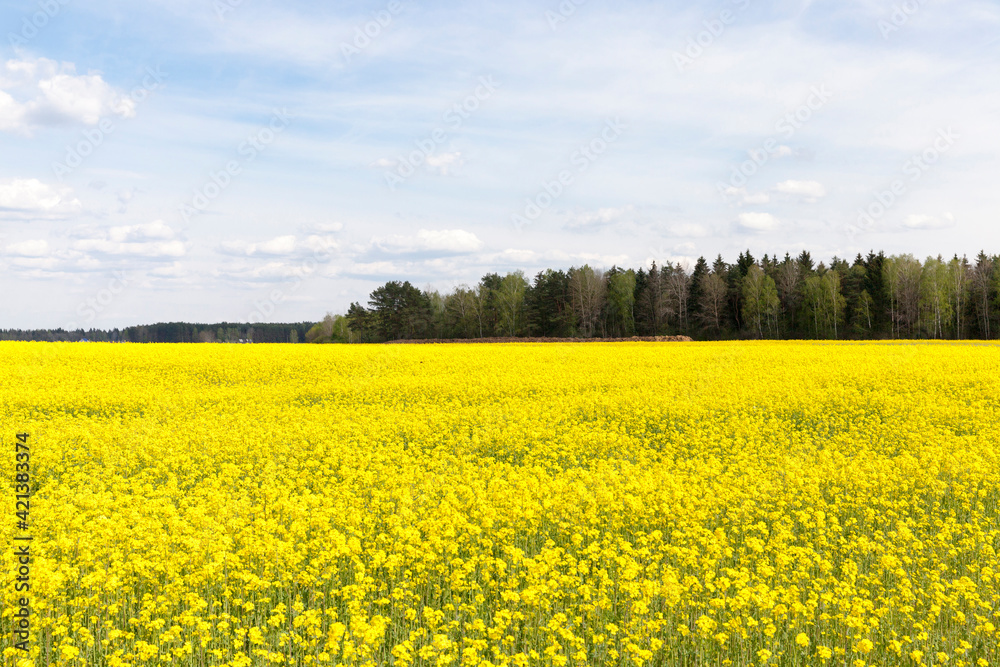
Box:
[885,255,921,337]
[949,255,969,339]
[569,265,606,337]
[665,262,691,333]
[698,271,728,334]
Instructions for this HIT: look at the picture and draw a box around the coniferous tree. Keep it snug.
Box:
[526,270,574,337]
[687,257,709,337]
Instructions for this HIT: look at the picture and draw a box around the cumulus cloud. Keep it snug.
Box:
[563,206,636,231]
[667,223,708,237]
[774,180,827,202]
[0,57,136,134]
[482,248,631,268]
[426,151,462,175]
[372,229,484,255]
[219,234,339,257]
[254,235,297,255]
[345,260,404,277]
[372,152,463,176]
[106,220,175,242]
[902,212,955,230]
[72,220,186,258]
[3,239,49,257]
[0,178,81,218]
[214,260,323,282]
[0,227,181,275]
[148,262,188,278]
[724,187,771,205]
[304,222,344,233]
[737,212,780,232]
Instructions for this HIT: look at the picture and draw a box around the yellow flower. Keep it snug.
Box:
[7,341,1000,666]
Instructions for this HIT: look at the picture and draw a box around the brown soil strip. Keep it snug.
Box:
[384,336,693,344]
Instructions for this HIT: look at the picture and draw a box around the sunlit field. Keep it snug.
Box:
[1,341,999,667]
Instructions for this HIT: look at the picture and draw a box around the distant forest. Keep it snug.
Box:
[329,250,1000,343]
[4,250,999,343]
[0,322,312,344]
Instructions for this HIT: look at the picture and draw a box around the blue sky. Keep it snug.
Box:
[1,0,998,328]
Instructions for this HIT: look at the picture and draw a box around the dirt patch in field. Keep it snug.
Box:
[385,336,693,344]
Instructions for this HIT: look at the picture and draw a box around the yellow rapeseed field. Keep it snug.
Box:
[1,341,999,667]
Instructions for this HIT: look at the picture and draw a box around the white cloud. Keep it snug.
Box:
[0,89,24,132]
[302,234,340,253]
[73,238,186,258]
[426,151,462,175]
[106,220,176,242]
[668,223,708,237]
[773,180,827,202]
[0,57,135,134]
[72,221,186,258]
[149,262,188,278]
[4,239,49,257]
[373,229,483,255]
[563,206,635,231]
[372,152,463,176]
[213,255,334,283]
[724,187,771,205]
[483,249,631,268]
[258,235,297,255]
[308,222,343,233]
[737,212,780,232]
[345,260,404,277]
[0,179,81,217]
[219,234,338,257]
[902,212,955,230]
[494,248,539,264]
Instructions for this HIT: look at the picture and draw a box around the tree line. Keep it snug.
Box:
[0,322,312,344]
[4,250,997,343]
[317,250,1000,342]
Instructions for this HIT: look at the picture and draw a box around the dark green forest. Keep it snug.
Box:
[4,250,999,343]
[328,250,1000,342]
[0,322,311,344]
